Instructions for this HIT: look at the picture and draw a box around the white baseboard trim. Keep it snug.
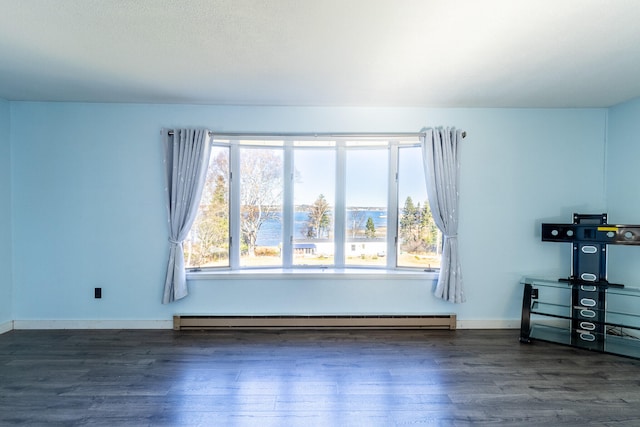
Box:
[8,319,519,330]
[13,320,173,330]
[0,320,13,334]
[457,319,521,329]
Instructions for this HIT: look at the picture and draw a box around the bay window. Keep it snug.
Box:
[184,134,441,272]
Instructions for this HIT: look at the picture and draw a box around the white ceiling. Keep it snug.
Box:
[2,0,640,108]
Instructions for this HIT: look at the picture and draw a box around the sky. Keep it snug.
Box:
[210,140,428,208]
[294,146,427,208]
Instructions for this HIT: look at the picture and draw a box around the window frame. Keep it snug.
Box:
[186,133,440,277]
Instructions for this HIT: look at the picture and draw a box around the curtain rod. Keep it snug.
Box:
[166,130,466,139]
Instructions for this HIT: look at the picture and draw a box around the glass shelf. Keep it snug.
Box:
[521,276,640,359]
[530,324,572,346]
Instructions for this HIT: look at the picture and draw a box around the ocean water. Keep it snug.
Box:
[256,210,387,246]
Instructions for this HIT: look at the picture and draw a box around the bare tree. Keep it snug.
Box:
[305,194,331,239]
[348,209,367,239]
[239,148,283,256]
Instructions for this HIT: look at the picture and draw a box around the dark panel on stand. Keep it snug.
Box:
[542,224,640,246]
[540,213,640,352]
[571,284,606,351]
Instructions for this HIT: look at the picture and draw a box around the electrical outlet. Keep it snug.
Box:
[94,287,102,299]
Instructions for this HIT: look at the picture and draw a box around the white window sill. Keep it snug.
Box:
[187,267,438,281]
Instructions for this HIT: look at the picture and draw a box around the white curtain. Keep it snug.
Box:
[162,129,211,304]
[422,127,465,303]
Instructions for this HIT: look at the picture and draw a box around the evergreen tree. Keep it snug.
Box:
[365,216,376,239]
[193,174,230,265]
[188,151,230,266]
[400,196,418,247]
[400,196,416,241]
[421,202,440,253]
[399,196,440,254]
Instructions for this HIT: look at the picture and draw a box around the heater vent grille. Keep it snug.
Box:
[173,314,456,330]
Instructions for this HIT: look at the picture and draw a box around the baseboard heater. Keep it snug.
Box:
[173,314,456,331]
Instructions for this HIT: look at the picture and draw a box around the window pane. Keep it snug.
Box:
[240,147,283,267]
[397,146,441,269]
[345,149,388,267]
[293,149,335,266]
[185,146,230,268]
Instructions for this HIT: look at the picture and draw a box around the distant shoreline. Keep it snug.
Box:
[257,209,389,246]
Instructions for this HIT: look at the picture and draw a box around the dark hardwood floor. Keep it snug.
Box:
[1,328,640,426]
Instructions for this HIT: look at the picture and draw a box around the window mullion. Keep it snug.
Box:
[334,141,346,267]
[282,142,294,268]
[387,142,399,268]
[229,142,241,269]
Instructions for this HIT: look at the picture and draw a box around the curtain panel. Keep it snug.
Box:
[162,129,211,304]
[422,127,465,303]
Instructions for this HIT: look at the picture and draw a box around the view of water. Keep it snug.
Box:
[256,209,387,246]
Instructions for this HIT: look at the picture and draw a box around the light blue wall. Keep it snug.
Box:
[10,102,607,324]
[0,99,12,326]
[605,97,640,284]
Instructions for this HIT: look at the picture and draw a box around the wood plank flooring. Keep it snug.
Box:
[1,329,640,426]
